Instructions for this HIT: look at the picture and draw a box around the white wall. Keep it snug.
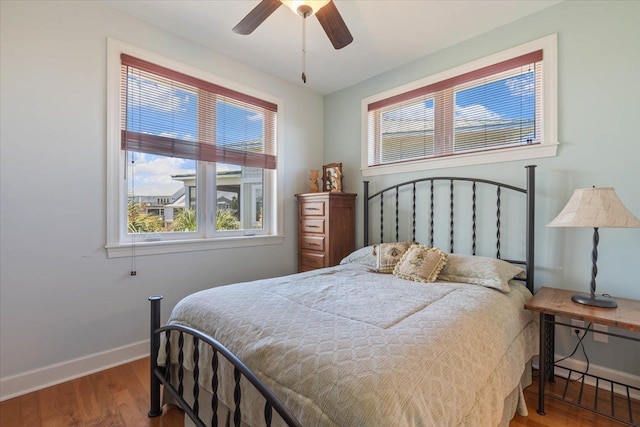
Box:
[0,0,323,395]
[324,1,640,376]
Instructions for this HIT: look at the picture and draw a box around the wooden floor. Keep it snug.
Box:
[511,371,639,427]
[1,358,638,426]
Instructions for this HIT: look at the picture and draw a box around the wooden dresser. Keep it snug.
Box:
[295,192,356,272]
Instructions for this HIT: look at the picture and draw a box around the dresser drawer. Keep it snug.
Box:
[301,235,325,251]
[299,251,326,269]
[300,218,325,234]
[300,201,325,217]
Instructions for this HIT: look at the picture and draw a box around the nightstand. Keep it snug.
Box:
[525,287,640,425]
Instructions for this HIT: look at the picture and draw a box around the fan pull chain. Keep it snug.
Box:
[301,14,307,83]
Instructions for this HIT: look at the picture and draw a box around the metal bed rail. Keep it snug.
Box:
[148,296,302,427]
[549,364,640,426]
[544,319,640,426]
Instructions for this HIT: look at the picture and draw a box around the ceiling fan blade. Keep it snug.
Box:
[233,0,282,35]
[315,1,353,49]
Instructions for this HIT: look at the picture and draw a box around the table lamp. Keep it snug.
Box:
[547,187,640,308]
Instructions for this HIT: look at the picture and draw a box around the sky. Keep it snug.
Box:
[126,67,535,196]
[126,72,264,196]
[383,70,535,124]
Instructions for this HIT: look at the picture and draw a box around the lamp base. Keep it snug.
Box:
[571,293,618,308]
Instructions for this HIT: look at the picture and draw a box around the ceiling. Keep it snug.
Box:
[102,0,561,95]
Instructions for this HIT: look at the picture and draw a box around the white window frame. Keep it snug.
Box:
[251,184,264,228]
[106,39,284,258]
[361,33,558,177]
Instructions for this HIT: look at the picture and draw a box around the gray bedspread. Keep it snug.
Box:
[160,263,538,426]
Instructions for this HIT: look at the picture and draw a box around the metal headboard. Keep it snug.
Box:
[363,165,536,293]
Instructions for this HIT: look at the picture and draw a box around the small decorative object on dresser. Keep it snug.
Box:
[295,191,356,272]
[309,169,320,193]
[322,162,343,192]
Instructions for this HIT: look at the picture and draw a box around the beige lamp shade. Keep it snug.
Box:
[547,187,640,228]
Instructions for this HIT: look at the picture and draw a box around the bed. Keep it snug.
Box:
[148,165,539,427]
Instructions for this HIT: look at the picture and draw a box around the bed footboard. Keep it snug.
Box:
[148,296,302,427]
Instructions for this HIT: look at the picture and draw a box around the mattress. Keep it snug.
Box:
[160,263,538,426]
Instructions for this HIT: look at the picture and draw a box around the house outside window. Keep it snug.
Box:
[361,34,558,176]
[106,40,283,257]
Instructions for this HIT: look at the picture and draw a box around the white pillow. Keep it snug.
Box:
[339,246,376,267]
[438,253,525,292]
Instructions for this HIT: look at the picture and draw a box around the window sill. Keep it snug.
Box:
[106,234,285,258]
[362,142,558,177]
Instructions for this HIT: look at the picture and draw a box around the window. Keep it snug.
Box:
[362,34,558,176]
[106,40,283,257]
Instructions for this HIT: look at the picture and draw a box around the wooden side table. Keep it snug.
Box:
[525,287,640,425]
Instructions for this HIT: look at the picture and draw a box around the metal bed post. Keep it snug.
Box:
[148,295,163,417]
[363,181,369,246]
[525,165,536,294]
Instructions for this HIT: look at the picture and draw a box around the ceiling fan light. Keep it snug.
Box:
[281,0,330,17]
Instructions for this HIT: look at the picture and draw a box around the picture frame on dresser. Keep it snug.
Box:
[322,162,343,192]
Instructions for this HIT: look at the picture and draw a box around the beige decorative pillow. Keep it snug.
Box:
[438,253,525,292]
[372,242,413,273]
[393,245,448,283]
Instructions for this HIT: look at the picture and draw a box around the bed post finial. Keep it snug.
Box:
[148,295,163,417]
[525,165,536,293]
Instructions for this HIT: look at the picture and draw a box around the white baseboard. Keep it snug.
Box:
[532,355,640,400]
[0,340,149,402]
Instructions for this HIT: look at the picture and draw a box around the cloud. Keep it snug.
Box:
[506,73,535,97]
[380,100,504,132]
[130,154,196,196]
[155,131,197,142]
[217,163,242,172]
[248,112,264,121]
[455,104,502,121]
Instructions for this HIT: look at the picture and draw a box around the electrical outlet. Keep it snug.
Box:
[571,319,586,338]
[593,323,608,343]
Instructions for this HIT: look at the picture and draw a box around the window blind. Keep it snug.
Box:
[120,54,277,170]
[367,50,543,167]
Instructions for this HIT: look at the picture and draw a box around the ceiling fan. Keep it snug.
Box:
[233,0,353,49]
[233,0,354,83]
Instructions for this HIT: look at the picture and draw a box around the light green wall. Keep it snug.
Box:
[324,1,640,375]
